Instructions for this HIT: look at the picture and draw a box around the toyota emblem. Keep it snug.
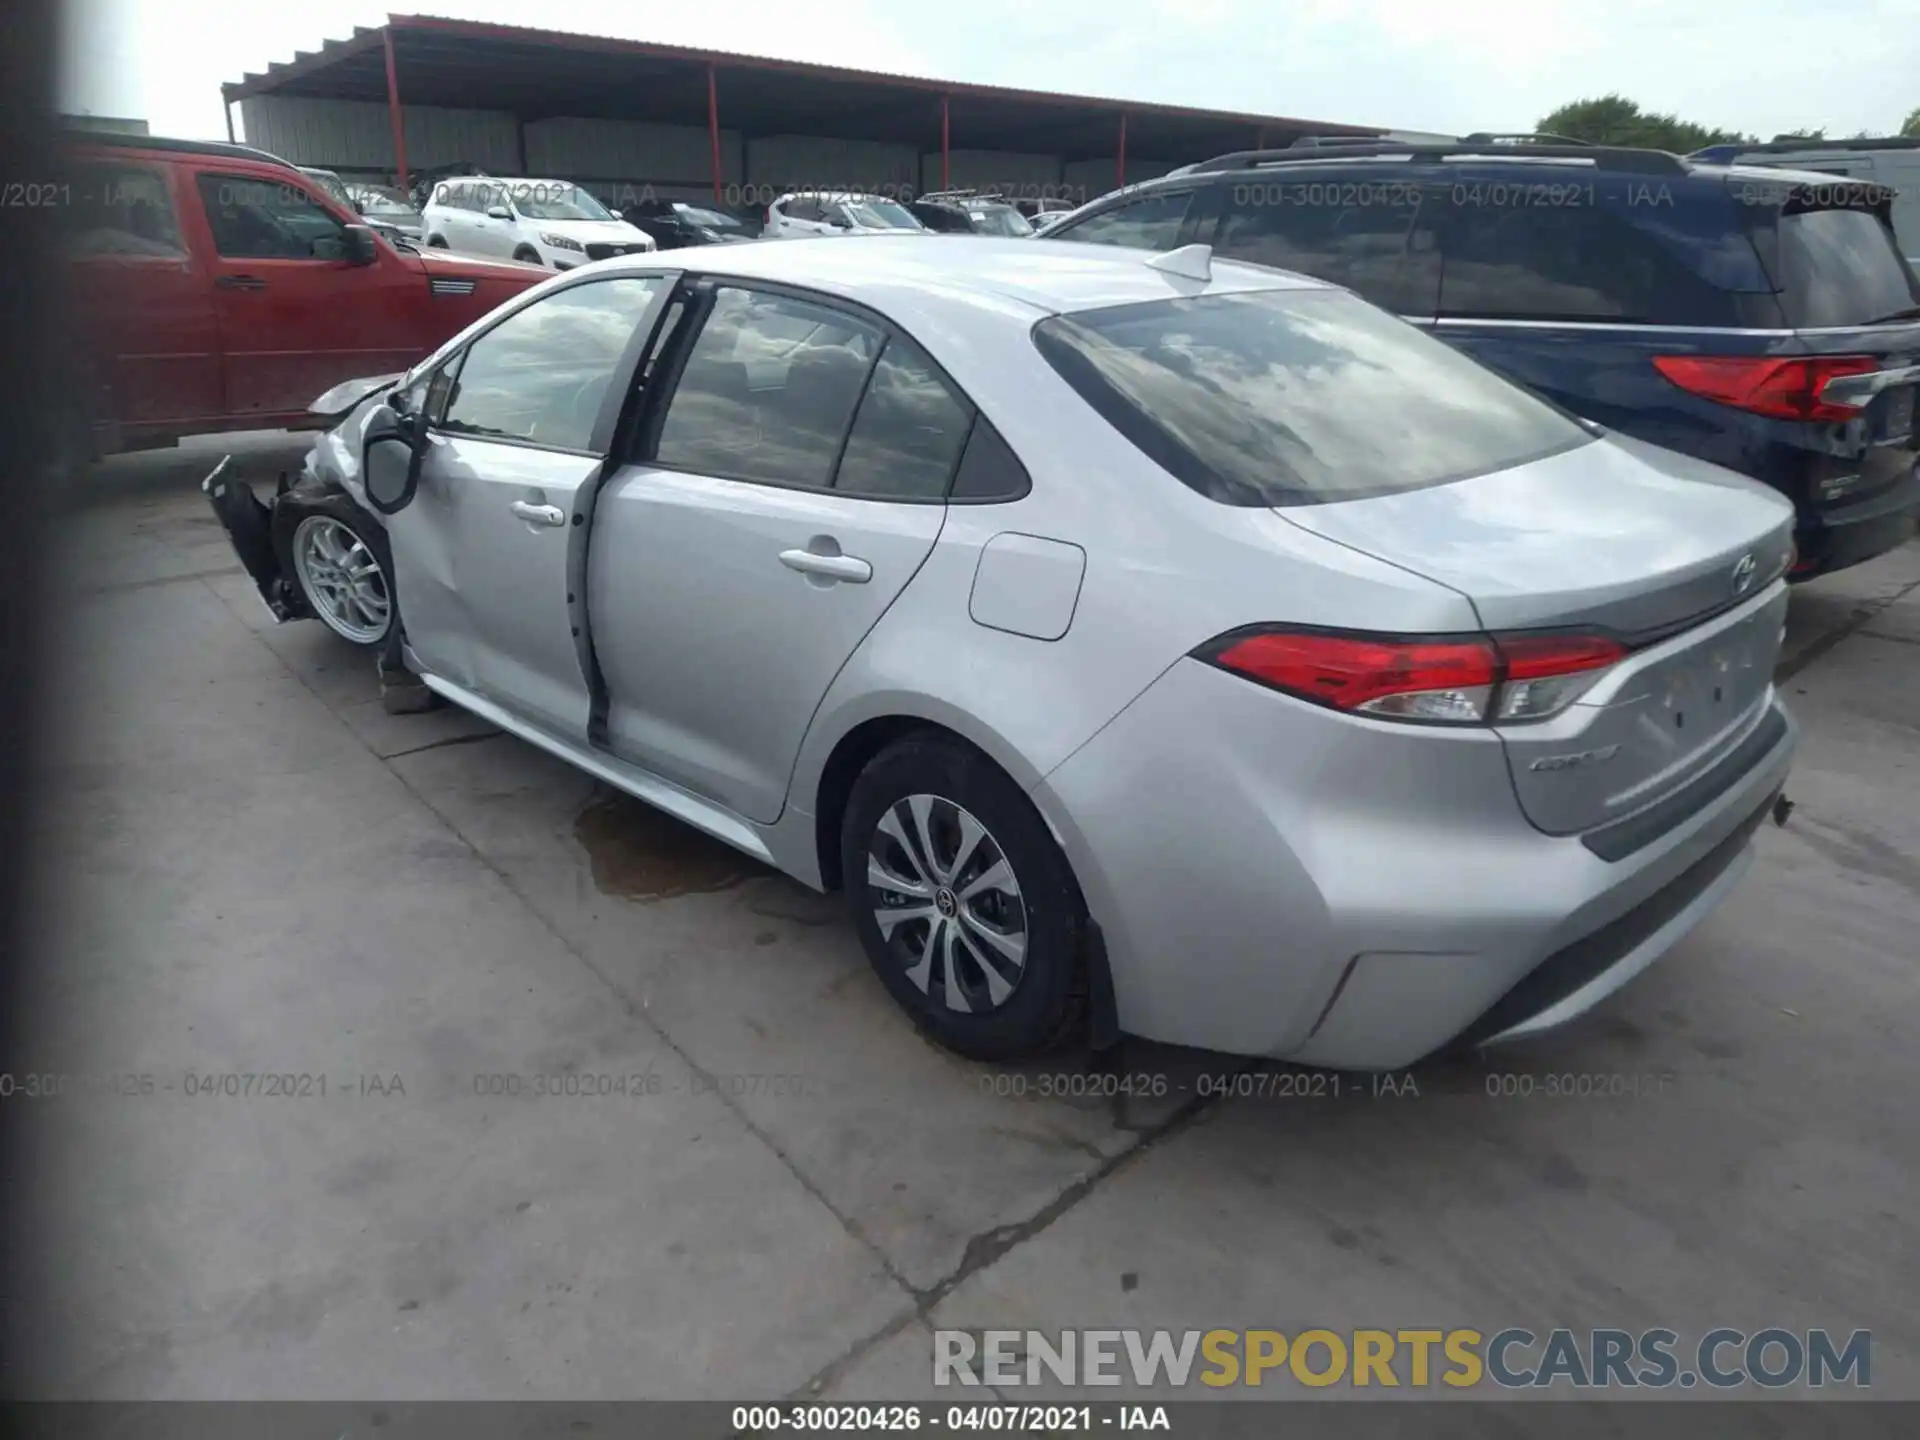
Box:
[1731,553,1757,595]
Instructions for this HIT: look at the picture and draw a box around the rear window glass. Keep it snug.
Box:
[1771,207,1920,328]
[1033,288,1591,507]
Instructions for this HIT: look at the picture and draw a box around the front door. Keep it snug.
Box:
[189,165,431,419]
[386,272,676,740]
[590,283,973,822]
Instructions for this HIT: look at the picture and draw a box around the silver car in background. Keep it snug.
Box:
[205,236,1798,1068]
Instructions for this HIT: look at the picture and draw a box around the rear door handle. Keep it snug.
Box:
[509,501,566,527]
[779,548,872,584]
[215,275,266,290]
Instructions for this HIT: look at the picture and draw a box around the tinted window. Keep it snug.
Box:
[949,415,1031,502]
[66,162,184,258]
[1772,207,1920,327]
[441,277,665,451]
[1212,182,1437,313]
[196,173,349,260]
[1440,201,1735,324]
[835,338,973,498]
[654,287,882,488]
[1053,189,1194,249]
[1032,288,1589,506]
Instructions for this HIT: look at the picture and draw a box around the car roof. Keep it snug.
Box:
[596,234,1327,317]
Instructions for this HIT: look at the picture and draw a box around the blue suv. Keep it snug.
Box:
[1037,136,1920,578]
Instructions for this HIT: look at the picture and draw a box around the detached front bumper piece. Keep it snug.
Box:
[202,457,304,623]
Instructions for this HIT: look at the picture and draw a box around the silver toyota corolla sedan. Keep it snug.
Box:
[205,235,1799,1069]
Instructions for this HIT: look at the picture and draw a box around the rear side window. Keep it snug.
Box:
[1210,180,1438,314]
[1033,288,1590,506]
[195,172,348,260]
[834,338,973,499]
[1440,201,1742,325]
[1053,189,1194,250]
[653,286,882,488]
[1769,206,1920,328]
[66,162,184,258]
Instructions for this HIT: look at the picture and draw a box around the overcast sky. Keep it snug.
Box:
[58,0,1920,144]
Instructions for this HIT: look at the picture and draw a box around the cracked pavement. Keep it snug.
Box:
[11,433,1920,1400]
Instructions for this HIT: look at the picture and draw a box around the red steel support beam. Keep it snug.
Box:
[383,27,409,193]
[1116,112,1127,188]
[708,65,723,205]
[941,95,951,190]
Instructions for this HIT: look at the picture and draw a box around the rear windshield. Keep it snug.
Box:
[1032,288,1591,507]
[1772,206,1920,328]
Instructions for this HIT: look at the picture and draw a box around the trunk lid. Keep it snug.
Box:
[1282,436,1796,835]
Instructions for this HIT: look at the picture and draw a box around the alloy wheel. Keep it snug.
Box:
[866,793,1029,1013]
[292,516,391,644]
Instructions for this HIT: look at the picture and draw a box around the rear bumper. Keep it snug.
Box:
[1033,659,1797,1070]
[1792,462,1920,579]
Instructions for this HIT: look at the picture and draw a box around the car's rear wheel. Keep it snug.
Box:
[289,508,394,647]
[841,734,1088,1062]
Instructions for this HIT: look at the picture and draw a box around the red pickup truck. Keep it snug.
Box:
[63,130,546,457]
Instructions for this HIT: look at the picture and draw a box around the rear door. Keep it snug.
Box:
[187,163,435,419]
[588,281,967,822]
[390,272,677,740]
[63,153,223,437]
[1431,169,1782,465]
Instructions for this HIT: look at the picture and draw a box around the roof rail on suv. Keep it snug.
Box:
[1184,140,1690,176]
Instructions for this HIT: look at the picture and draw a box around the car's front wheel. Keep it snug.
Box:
[288,506,394,648]
[841,733,1088,1061]
[426,234,448,248]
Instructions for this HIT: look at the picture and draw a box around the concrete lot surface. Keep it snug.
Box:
[8,434,1919,1411]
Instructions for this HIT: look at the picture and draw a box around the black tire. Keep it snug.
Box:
[275,488,396,649]
[841,733,1088,1062]
[512,246,543,265]
[426,234,449,248]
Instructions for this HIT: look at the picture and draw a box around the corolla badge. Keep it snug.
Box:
[1529,744,1623,772]
[1731,553,1758,595]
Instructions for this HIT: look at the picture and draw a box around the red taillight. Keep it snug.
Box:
[1202,628,1628,725]
[1497,633,1627,680]
[1652,354,1878,424]
[1210,632,1497,712]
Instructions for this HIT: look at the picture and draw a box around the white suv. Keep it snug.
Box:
[763,191,927,239]
[422,177,655,269]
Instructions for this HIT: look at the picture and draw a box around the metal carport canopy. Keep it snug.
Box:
[221,13,1384,195]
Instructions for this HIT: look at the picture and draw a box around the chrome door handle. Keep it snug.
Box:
[779,548,872,584]
[510,501,566,527]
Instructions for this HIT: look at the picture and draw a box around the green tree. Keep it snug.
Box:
[1536,94,1749,153]
[1902,106,1920,137]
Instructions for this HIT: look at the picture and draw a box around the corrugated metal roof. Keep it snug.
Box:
[221,13,1383,161]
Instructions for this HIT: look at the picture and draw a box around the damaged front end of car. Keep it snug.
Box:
[200,373,403,624]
